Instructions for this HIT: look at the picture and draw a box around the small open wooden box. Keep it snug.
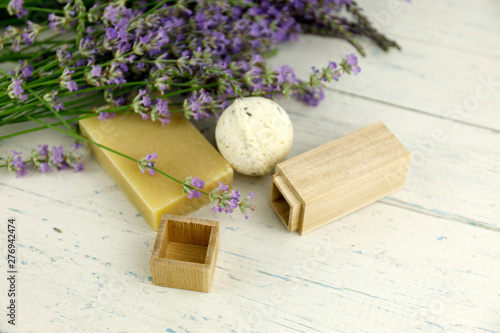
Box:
[150,215,219,292]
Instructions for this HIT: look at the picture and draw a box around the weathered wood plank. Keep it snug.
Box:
[268,32,500,131]
[2,181,499,332]
[358,0,500,58]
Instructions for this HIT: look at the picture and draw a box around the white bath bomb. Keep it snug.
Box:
[215,97,293,176]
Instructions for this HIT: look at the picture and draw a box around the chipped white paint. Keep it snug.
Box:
[1,1,499,332]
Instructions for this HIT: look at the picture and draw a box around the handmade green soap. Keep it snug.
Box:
[79,113,233,230]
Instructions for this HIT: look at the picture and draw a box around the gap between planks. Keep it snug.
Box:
[380,198,500,233]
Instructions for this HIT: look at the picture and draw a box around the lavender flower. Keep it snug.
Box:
[7,0,28,18]
[6,150,28,177]
[48,13,72,34]
[138,152,158,175]
[38,144,49,156]
[71,142,82,152]
[97,112,116,121]
[152,99,171,126]
[217,182,229,191]
[73,163,84,172]
[183,176,205,199]
[5,144,84,176]
[346,53,358,66]
[190,177,205,189]
[208,182,255,219]
[66,80,78,92]
[12,60,34,81]
[43,90,65,112]
[344,53,361,76]
[39,163,51,173]
[187,190,202,199]
[7,79,28,102]
[90,65,102,77]
[50,145,68,170]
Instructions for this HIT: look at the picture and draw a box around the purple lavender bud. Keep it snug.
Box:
[71,143,82,152]
[16,163,28,177]
[250,54,263,65]
[217,182,229,191]
[73,163,84,172]
[105,27,118,40]
[21,64,33,79]
[66,81,78,92]
[191,176,205,189]
[212,204,223,213]
[187,190,202,199]
[39,162,51,173]
[231,189,241,200]
[12,80,23,96]
[50,146,64,164]
[114,97,126,107]
[103,4,120,24]
[9,79,27,101]
[328,61,338,70]
[53,101,65,112]
[8,0,28,18]
[346,53,358,66]
[90,65,101,77]
[141,96,151,107]
[9,0,22,12]
[97,112,110,121]
[38,144,49,156]
[21,32,33,45]
[146,152,158,161]
[155,99,170,115]
[10,151,28,177]
[12,155,23,168]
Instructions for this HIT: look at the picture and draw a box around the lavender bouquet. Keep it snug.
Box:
[0,0,399,218]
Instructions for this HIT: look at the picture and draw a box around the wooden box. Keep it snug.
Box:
[150,215,219,292]
[270,122,411,235]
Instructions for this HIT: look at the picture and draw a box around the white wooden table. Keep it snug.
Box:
[1,1,499,332]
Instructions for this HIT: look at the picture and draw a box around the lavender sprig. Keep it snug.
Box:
[138,152,158,175]
[133,154,255,219]
[2,143,84,177]
[209,182,255,219]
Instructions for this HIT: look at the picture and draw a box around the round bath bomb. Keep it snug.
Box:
[215,97,293,176]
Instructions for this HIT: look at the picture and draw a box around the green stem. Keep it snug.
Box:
[0,67,75,134]
[58,81,152,98]
[0,114,97,140]
[26,116,205,194]
[27,86,75,134]
[0,159,32,168]
[0,5,65,13]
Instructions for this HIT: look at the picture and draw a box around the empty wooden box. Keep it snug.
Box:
[271,121,411,235]
[150,215,219,292]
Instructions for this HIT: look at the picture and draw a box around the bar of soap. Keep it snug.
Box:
[79,113,233,230]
